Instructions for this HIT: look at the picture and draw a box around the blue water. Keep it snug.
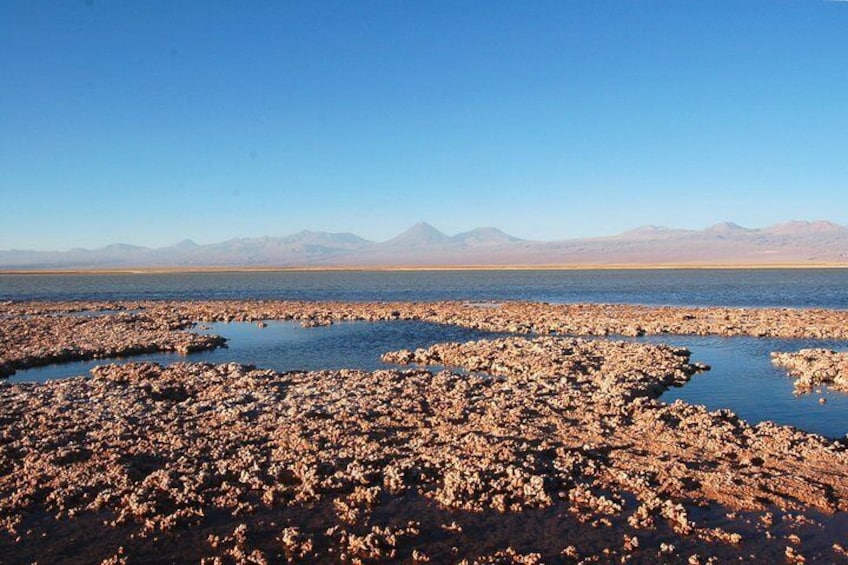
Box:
[2,269,848,307]
[5,320,506,383]
[4,271,848,438]
[8,319,848,439]
[640,335,848,439]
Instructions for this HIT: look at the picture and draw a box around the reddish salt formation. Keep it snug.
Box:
[0,311,224,378]
[0,335,846,562]
[771,349,848,393]
[2,300,848,562]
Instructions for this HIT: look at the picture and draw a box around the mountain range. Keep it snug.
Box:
[2,220,847,270]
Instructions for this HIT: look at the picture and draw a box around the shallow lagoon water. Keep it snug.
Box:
[597,331,847,438]
[8,319,848,438]
[6,320,506,383]
[643,335,848,439]
[3,268,848,307]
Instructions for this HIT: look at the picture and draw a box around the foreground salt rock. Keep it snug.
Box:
[771,349,848,393]
[0,311,225,378]
[2,337,848,563]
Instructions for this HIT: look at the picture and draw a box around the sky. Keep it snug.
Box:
[2,1,848,250]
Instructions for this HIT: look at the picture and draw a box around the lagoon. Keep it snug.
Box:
[10,319,848,439]
[3,268,848,308]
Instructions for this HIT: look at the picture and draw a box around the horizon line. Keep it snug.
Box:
[2,218,846,254]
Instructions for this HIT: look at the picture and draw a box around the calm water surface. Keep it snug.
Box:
[4,270,848,438]
[9,319,848,439]
[645,335,848,439]
[6,321,505,383]
[2,269,848,307]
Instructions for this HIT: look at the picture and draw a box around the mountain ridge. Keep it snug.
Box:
[2,220,847,269]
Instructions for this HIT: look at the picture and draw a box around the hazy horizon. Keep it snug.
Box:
[2,218,846,252]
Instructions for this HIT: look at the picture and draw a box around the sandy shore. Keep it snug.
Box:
[1,301,847,563]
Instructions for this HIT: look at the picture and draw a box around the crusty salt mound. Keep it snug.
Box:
[771,348,848,393]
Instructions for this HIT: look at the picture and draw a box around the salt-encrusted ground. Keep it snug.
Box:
[1,301,847,563]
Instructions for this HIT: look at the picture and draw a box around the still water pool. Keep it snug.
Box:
[638,334,848,438]
[6,320,506,383]
[7,320,848,439]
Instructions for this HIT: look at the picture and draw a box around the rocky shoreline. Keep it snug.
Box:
[1,301,847,563]
[4,299,848,379]
[0,311,225,379]
[771,349,848,393]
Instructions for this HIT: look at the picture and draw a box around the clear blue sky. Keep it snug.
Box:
[2,1,847,250]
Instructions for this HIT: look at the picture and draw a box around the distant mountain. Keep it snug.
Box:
[1,220,847,270]
[383,222,451,247]
[173,239,199,249]
[614,225,692,240]
[704,222,754,235]
[280,230,371,248]
[451,227,522,246]
[762,220,848,236]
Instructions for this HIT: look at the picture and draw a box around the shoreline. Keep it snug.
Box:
[2,262,848,275]
[5,300,848,374]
